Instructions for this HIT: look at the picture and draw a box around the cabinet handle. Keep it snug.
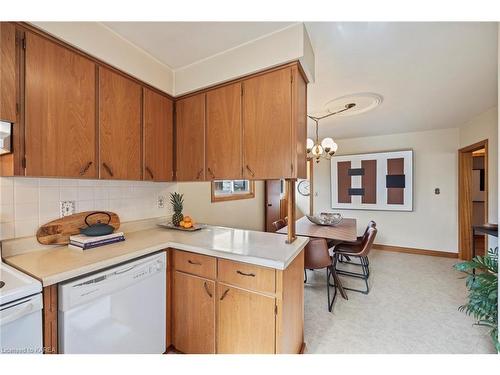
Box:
[207,167,215,179]
[236,270,256,277]
[188,260,201,266]
[196,169,203,180]
[102,162,114,177]
[145,166,154,180]
[220,288,230,301]
[203,282,213,298]
[246,165,255,177]
[79,161,93,176]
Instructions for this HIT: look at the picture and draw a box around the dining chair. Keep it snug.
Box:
[332,227,377,295]
[337,220,376,267]
[304,238,337,312]
[272,219,287,232]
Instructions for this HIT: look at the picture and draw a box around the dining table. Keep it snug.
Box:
[277,216,358,300]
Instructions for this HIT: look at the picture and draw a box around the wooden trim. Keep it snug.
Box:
[285,179,296,243]
[42,284,58,354]
[14,22,175,101]
[211,180,255,203]
[373,244,458,258]
[165,249,173,349]
[175,61,308,101]
[458,139,488,260]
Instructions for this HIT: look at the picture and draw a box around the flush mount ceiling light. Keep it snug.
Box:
[306,93,383,163]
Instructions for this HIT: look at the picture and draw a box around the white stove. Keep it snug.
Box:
[0,262,43,354]
[0,263,41,305]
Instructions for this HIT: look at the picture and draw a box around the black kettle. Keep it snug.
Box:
[79,212,115,237]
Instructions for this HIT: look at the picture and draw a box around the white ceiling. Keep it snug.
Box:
[304,22,498,139]
[102,22,295,69]
[104,22,497,139]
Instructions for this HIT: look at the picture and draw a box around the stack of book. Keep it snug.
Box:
[69,232,125,251]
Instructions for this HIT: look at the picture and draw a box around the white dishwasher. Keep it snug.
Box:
[58,252,166,354]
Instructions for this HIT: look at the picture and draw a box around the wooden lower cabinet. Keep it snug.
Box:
[170,248,304,354]
[173,271,215,353]
[217,285,276,354]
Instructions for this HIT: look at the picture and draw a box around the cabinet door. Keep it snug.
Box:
[99,67,141,180]
[217,284,276,354]
[175,93,205,181]
[0,22,16,123]
[144,88,174,181]
[25,32,97,178]
[242,68,292,179]
[206,83,242,179]
[173,271,215,354]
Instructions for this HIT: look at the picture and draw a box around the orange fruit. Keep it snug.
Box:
[184,222,193,229]
[183,216,192,223]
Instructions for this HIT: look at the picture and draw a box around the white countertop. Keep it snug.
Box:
[3,225,309,286]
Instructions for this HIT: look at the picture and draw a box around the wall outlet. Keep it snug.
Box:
[157,195,165,209]
[60,201,76,217]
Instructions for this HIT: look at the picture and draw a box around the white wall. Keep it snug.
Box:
[32,22,315,97]
[174,23,315,95]
[177,182,265,231]
[313,128,460,253]
[0,177,177,240]
[32,22,175,94]
[459,107,498,225]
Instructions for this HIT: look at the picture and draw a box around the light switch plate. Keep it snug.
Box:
[157,195,165,209]
[60,201,75,217]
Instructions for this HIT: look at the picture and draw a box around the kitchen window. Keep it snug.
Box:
[211,180,255,202]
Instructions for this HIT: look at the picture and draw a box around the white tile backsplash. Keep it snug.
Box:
[0,177,177,240]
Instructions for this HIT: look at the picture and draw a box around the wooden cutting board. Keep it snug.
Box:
[36,211,120,245]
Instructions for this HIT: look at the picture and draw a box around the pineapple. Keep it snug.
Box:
[170,192,184,226]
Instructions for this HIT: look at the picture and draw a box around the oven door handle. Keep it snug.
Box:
[0,302,35,326]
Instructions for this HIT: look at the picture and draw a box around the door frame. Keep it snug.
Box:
[458,139,488,260]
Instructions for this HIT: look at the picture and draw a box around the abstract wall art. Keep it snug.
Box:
[331,150,413,211]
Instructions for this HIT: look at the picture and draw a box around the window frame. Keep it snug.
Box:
[211,180,256,203]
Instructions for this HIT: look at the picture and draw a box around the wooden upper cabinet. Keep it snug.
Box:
[175,93,205,181]
[143,88,174,181]
[25,32,97,178]
[242,67,293,179]
[0,22,16,123]
[217,284,276,354]
[99,67,142,180]
[206,83,242,180]
[173,271,215,354]
[292,65,308,179]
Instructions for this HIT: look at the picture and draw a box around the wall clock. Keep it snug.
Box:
[297,180,310,196]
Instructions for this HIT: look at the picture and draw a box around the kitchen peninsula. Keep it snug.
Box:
[2,222,308,354]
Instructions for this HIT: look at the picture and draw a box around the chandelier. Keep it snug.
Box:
[306,103,355,162]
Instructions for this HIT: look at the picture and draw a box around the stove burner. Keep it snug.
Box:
[0,281,4,289]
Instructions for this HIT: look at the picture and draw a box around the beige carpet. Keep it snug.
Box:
[303,250,497,354]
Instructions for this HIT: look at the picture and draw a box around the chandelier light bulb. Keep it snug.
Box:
[321,137,335,152]
[306,138,314,153]
[311,144,323,157]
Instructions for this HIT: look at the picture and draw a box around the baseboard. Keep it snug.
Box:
[373,244,458,258]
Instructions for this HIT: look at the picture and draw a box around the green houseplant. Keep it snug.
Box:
[454,247,499,351]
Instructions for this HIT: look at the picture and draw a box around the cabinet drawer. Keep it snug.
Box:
[218,259,275,294]
[173,250,217,279]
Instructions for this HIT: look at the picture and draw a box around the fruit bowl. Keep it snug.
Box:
[306,212,343,226]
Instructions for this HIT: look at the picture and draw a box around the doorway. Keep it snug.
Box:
[264,160,314,232]
[458,139,488,260]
